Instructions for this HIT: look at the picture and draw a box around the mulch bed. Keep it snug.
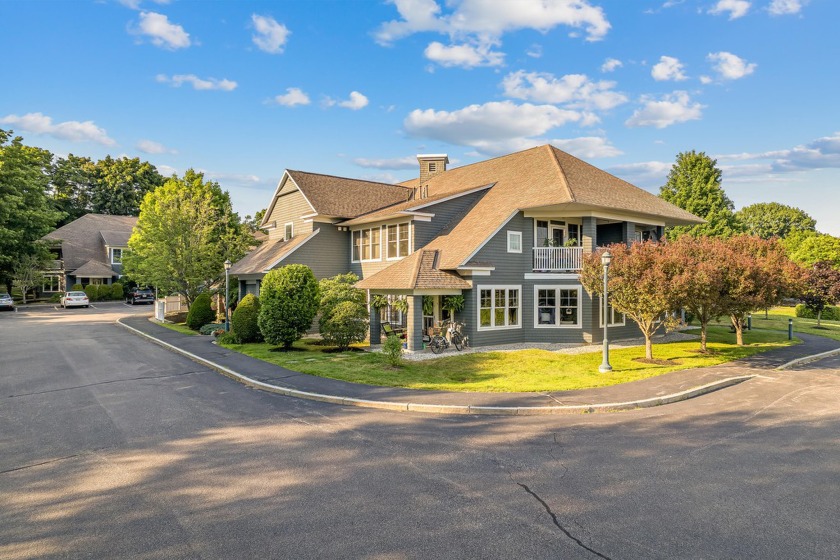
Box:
[632,358,682,365]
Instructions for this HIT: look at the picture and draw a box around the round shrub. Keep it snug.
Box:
[71,283,84,291]
[84,284,98,301]
[97,284,112,301]
[320,300,368,350]
[231,293,262,343]
[795,303,839,321]
[186,293,215,330]
[110,282,124,300]
[258,265,319,348]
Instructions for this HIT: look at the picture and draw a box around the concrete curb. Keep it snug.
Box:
[775,347,840,370]
[117,318,755,416]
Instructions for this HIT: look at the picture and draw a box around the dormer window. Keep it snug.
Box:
[111,248,122,264]
[284,223,293,241]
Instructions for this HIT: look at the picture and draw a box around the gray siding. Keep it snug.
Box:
[281,223,351,280]
[266,188,314,242]
[462,211,641,347]
[413,190,487,250]
[596,222,623,246]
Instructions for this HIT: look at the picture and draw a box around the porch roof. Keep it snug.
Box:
[229,232,313,275]
[356,250,471,292]
[71,259,116,278]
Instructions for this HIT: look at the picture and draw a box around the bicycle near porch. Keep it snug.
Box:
[427,320,469,354]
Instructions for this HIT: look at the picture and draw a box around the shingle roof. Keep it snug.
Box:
[356,250,471,291]
[71,259,117,278]
[286,170,412,219]
[100,229,132,247]
[43,214,136,272]
[228,232,313,275]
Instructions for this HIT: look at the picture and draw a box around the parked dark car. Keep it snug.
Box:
[0,292,14,311]
[126,288,154,305]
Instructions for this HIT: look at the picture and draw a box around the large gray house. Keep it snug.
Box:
[230,145,703,350]
[41,214,136,293]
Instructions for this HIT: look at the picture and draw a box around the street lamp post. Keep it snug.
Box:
[599,250,613,373]
[224,259,232,332]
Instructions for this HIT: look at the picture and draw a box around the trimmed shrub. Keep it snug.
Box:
[216,331,241,345]
[258,265,319,348]
[795,303,839,321]
[199,322,225,335]
[110,282,124,300]
[186,293,215,330]
[318,273,368,351]
[49,293,61,303]
[231,293,262,343]
[84,284,98,301]
[382,334,403,367]
[71,283,83,291]
[97,284,112,301]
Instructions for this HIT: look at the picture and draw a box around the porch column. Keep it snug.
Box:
[407,295,424,351]
[582,217,597,253]
[623,221,635,246]
[369,303,382,346]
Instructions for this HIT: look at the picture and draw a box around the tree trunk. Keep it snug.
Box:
[699,322,708,352]
[817,309,822,327]
[731,316,744,346]
[644,333,653,360]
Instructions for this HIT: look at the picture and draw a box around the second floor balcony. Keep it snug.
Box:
[533,247,582,272]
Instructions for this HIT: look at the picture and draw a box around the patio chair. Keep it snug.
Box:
[381,321,406,339]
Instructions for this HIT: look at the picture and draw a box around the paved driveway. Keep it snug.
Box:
[1,307,838,559]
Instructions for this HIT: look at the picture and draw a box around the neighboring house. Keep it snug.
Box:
[41,214,137,293]
[230,145,703,350]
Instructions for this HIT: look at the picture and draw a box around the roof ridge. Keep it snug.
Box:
[287,169,413,191]
[547,145,576,203]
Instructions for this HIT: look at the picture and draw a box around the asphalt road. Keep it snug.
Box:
[1,305,838,559]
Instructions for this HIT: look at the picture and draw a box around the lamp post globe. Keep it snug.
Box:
[599,250,613,373]
[224,259,232,332]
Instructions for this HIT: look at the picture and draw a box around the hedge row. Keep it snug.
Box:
[795,304,840,321]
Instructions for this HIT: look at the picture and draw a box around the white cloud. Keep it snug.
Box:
[251,14,290,54]
[607,161,673,188]
[625,91,704,128]
[353,156,418,170]
[526,44,542,58]
[273,87,310,107]
[135,11,190,49]
[699,75,713,84]
[136,139,176,154]
[424,40,504,68]
[501,70,627,110]
[338,91,369,110]
[359,172,402,184]
[707,51,756,80]
[708,0,751,19]
[0,112,116,145]
[404,100,582,155]
[768,0,806,16]
[550,136,622,159]
[374,0,611,45]
[651,55,687,81]
[156,74,238,91]
[601,57,622,72]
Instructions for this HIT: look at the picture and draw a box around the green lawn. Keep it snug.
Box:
[157,321,199,336]
[219,326,796,393]
[711,307,840,343]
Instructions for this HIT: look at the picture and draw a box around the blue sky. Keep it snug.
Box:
[2,0,838,233]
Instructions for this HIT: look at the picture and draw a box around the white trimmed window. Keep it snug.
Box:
[507,231,522,253]
[534,285,581,328]
[386,223,410,259]
[42,275,61,292]
[284,222,294,241]
[352,226,382,262]
[599,301,626,327]
[478,285,521,330]
[111,248,122,264]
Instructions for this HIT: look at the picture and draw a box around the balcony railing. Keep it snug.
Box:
[44,259,64,271]
[532,247,582,272]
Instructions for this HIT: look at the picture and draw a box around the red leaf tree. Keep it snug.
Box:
[802,262,840,326]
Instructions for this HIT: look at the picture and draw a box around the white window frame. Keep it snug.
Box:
[477,285,522,331]
[111,248,123,264]
[533,285,582,329]
[284,222,294,241]
[507,231,522,253]
[599,300,626,327]
[351,226,383,263]
[386,222,411,260]
[42,275,61,292]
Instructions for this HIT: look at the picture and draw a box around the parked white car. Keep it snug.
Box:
[0,292,14,311]
[60,291,90,308]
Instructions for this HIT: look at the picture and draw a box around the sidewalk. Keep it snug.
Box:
[119,315,840,415]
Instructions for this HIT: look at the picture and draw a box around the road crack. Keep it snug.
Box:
[0,454,82,475]
[516,482,613,560]
[7,370,206,398]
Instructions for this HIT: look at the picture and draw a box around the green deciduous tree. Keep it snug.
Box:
[0,130,63,292]
[11,254,45,304]
[91,155,165,216]
[318,273,368,350]
[258,265,319,349]
[50,154,96,225]
[122,169,251,305]
[735,202,816,240]
[783,231,840,269]
[659,151,740,238]
[581,242,678,360]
